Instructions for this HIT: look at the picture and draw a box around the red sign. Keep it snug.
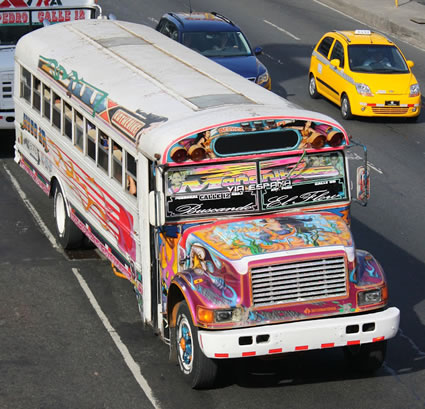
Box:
[36,9,87,23]
[0,10,29,23]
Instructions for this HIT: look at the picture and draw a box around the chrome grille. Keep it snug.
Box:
[371,107,408,115]
[251,256,347,306]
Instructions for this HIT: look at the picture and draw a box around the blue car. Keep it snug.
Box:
[155,11,271,90]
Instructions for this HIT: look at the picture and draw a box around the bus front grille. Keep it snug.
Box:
[251,256,347,306]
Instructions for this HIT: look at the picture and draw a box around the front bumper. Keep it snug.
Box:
[350,93,421,117]
[198,307,400,359]
[0,110,15,129]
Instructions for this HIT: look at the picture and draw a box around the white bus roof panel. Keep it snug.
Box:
[15,19,342,160]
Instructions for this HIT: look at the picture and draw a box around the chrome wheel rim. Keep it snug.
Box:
[177,314,193,373]
[309,77,316,96]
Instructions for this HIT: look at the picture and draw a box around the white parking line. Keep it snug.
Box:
[263,20,300,41]
[72,267,162,409]
[347,152,383,174]
[3,163,59,249]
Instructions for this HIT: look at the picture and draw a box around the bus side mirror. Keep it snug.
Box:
[149,191,165,226]
[356,166,370,205]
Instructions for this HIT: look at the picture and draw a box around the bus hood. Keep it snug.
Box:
[183,212,354,275]
[0,46,15,72]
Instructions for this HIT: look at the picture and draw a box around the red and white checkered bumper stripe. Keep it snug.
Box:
[198,307,400,359]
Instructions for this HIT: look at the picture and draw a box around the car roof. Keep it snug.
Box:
[331,30,394,46]
[163,12,240,32]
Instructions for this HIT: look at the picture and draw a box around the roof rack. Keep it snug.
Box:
[211,11,235,26]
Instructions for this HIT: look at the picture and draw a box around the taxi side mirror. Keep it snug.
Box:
[330,58,340,68]
[406,60,414,68]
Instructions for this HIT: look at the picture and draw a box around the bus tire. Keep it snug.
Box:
[344,340,387,372]
[53,184,84,249]
[175,301,218,389]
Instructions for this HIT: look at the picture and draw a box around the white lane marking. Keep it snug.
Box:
[3,163,59,249]
[262,51,286,66]
[263,20,300,41]
[147,17,159,25]
[72,268,161,409]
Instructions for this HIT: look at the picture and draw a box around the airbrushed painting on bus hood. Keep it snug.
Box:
[171,212,387,329]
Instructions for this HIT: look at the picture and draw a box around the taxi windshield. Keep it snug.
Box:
[165,152,348,220]
[182,31,252,58]
[348,44,409,73]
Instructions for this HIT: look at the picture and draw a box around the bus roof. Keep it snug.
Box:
[15,19,346,163]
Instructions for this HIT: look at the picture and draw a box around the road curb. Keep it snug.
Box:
[318,0,425,50]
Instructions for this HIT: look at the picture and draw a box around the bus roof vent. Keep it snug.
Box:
[96,36,147,48]
[187,93,253,109]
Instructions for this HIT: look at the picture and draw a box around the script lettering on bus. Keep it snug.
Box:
[264,190,342,208]
[173,202,257,216]
[39,56,108,116]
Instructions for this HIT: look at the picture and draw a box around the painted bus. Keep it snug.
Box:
[0,0,102,130]
[13,19,400,389]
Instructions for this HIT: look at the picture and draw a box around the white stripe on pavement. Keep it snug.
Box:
[72,268,162,409]
[263,20,300,40]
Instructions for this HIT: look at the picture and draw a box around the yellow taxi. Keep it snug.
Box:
[308,30,421,120]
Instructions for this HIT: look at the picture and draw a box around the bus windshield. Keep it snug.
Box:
[165,151,348,220]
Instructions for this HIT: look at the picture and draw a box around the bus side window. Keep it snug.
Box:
[33,77,41,112]
[87,120,96,161]
[75,111,84,152]
[43,85,51,121]
[63,102,72,139]
[52,92,61,130]
[112,141,122,183]
[98,129,109,172]
[20,67,31,103]
[126,152,137,197]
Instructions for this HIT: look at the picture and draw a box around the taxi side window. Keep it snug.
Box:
[317,36,334,59]
[330,40,345,68]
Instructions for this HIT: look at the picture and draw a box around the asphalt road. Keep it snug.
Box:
[1,1,425,408]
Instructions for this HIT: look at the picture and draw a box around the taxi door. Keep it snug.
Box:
[325,40,347,105]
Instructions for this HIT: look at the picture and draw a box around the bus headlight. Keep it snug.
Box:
[358,288,383,306]
[409,83,420,97]
[197,306,242,323]
[355,83,372,96]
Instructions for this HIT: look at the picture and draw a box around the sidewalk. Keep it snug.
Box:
[318,0,425,50]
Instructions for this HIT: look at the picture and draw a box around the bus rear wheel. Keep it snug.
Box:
[344,340,387,372]
[175,301,218,389]
[53,184,84,249]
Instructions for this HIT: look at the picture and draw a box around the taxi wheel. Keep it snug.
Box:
[308,74,319,99]
[341,94,353,120]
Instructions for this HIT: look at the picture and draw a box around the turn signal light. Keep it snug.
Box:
[197,307,214,324]
[170,146,188,163]
[327,131,344,147]
[307,131,326,149]
[188,144,207,161]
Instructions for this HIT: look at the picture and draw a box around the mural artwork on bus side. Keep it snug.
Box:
[38,56,167,145]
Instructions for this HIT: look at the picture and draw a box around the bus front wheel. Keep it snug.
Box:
[175,301,218,389]
[53,184,84,249]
